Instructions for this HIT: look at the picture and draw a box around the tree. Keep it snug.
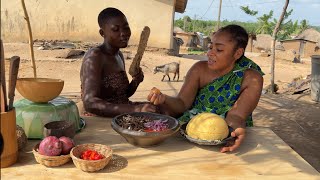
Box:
[270,0,290,93]
[256,10,274,34]
[270,9,296,40]
[240,6,295,40]
[298,19,309,33]
[240,6,258,16]
[183,16,191,31]
[240,6,274,34]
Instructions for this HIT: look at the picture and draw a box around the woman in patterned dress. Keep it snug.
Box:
[148,25,264,153]
[80,7,157,117]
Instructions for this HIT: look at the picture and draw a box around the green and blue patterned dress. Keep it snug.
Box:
[178,56,264,127]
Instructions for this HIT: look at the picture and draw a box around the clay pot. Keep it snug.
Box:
[43,120,75,139]
[112,112,180,147]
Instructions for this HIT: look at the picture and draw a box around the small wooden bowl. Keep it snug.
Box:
[33,143,71,167]
[70,144,112,172]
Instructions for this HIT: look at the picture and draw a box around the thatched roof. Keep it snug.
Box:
[253,34,273,50]
[296,28,320,44]
[175,0,188,13]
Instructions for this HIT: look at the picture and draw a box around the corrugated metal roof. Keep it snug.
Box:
[175,0,188,13]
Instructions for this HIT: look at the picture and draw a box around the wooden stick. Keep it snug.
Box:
[8,56,20,111]
[129,26,150,76]
[0,39,8,112]
[21,0,37,78]
[1,86,6,112]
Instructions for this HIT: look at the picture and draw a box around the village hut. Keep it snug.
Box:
[253,34,273,53]
[295,28,320,44]
[1,0,188,50]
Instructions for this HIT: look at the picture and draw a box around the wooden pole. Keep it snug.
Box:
[271,0,289,93]
[21,0,37,78]
[217,0,222,30]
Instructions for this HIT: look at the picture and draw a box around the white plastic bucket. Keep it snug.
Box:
[311,55,320,102]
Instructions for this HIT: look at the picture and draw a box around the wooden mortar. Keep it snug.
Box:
[0,108,18,168]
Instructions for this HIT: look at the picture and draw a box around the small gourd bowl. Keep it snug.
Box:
[16,78,64,103]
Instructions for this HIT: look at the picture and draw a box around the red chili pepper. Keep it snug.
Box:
[80,150,104,160]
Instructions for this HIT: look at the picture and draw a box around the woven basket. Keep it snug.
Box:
[33,143,71,167]
[70,143,112,172]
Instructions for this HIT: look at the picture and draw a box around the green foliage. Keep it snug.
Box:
[187,50,206,55]
[174,11,319,40]
[311,26,320,32]
[240,6,258,16]
[256,10,274,34]
[174,18,259,36]
[298,19,309,33]
[272,9,297,40]
[239,6,305,40]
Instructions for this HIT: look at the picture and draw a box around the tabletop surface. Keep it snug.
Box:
[1,116,319,180]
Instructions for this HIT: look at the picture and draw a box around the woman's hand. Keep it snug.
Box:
[220,127,246,153]
[147,87,166,105]
[132,67,144,83]
[135,103,157,113]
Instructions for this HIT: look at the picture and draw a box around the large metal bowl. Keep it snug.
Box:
[112,112,180,147]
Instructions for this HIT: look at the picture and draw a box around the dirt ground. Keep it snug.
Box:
[2,42,320,172]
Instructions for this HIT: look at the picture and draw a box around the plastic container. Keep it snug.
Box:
[311,55,320,102]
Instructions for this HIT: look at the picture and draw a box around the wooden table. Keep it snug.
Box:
[1,116,319,179]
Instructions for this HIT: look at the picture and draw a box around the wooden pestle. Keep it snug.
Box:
[129,26,150,77]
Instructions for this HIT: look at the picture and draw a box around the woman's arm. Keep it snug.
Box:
[127,68,143,97]
[148,62,202,117]
[119,51,144,98]
[221,69,263,152]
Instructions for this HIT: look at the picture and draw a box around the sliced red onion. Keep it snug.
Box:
[144,119,169,131]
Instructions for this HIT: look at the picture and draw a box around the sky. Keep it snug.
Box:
[174,0,320,26]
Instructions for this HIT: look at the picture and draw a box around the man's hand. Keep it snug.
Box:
[220,127,246,153]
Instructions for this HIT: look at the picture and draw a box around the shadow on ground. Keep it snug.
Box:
[254,93,320,172]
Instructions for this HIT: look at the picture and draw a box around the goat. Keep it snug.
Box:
[153,62,180,81]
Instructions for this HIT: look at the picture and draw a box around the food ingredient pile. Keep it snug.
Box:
[116,114,168,132]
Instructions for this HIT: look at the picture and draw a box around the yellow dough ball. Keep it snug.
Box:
[186,113,229,141]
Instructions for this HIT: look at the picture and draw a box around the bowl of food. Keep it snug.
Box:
[112,112,180,147]
[179,113,234,145]
[16,78,64,103]
[70,144,112,172]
